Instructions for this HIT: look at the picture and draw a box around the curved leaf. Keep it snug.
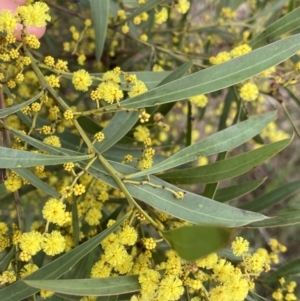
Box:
[250,7,300,49]
[127,111,277,179]
[0,147,93,168]
[95,111,140,153]
[13,168,60,198]
[264,257,300,281]
[0,91,43,118]
[24,276,139,296]
[89,0,109,61]
[214,178,266,203]
[163,225,232,261]
[160,137,292,184]
[113,33,300,109]
[240,180,300,212]
[86,161,268,227]
[248,210,300,228]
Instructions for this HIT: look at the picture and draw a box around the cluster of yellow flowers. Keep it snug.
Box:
[0,1,299,301]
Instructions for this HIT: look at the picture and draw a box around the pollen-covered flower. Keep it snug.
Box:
[4,175,22,192]
[85,208,102,226]
[157,275,184,301]
[134,125,150,142]
[42,198,67,226]
[20,263,39,278]
[43,135,61,147]
[42,231,65,256]
[128,80,148,97]
[209,51,231,65]
[239,82,259,101]
[155,8,168,24]
[0,10,17,34]
[118,225,138,246]
[17,2,51,27]
[231,236,249,256]
[175,0,190,14]
[230,44,251,58]
[189,94,208,107]
[72,69,93,92]
[19,231,43,256]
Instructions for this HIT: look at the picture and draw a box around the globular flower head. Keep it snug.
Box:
[42,230,65,256]
[239,82,259,101]
[17,2,51,27]
[231,236,249,256]
[19,231,43,256]
[42,198,67,226]
[72,69,93,92]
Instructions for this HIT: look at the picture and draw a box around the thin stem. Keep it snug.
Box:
[98,154,159,229]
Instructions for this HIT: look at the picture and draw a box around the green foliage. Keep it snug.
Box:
[0,0,300,300]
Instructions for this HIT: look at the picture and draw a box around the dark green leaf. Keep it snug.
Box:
[163,225,232,261]
[248,210,300,228]
[240,180,300,211]
[214,178,266,203]
[160,137,291,184]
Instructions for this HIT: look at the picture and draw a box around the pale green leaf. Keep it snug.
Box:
[24,276,140,296]
[113,33,300,109]
[86,161,268,227]
[250,7,300,48]
[13,168,60,198]
[127,111,277,178]
[89,0,109,61]
[0,91,43,118]
[0,147,93,168]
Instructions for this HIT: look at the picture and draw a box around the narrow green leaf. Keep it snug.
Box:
[0,214,128,301]
[114,33,300,109]
[12,168,60,198]
[89,0,109,61]
[0,91,43,118]
[162,225,232,261]
[284,87,300,108]
[24,276,140,296]
[0,248,14,272]
[87,161,267,227]
[119,0,161,25]
[250,7,300,48]
[0,147,93,168]
[160,137,292,184]
[240,180,300,211]
[95,111,140,153]
[148,61,193,118]
[264,257,300,281]
[127,110,277,178]
[247,0,289,22]
[247,210,300,228]
[214,178,266,203]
